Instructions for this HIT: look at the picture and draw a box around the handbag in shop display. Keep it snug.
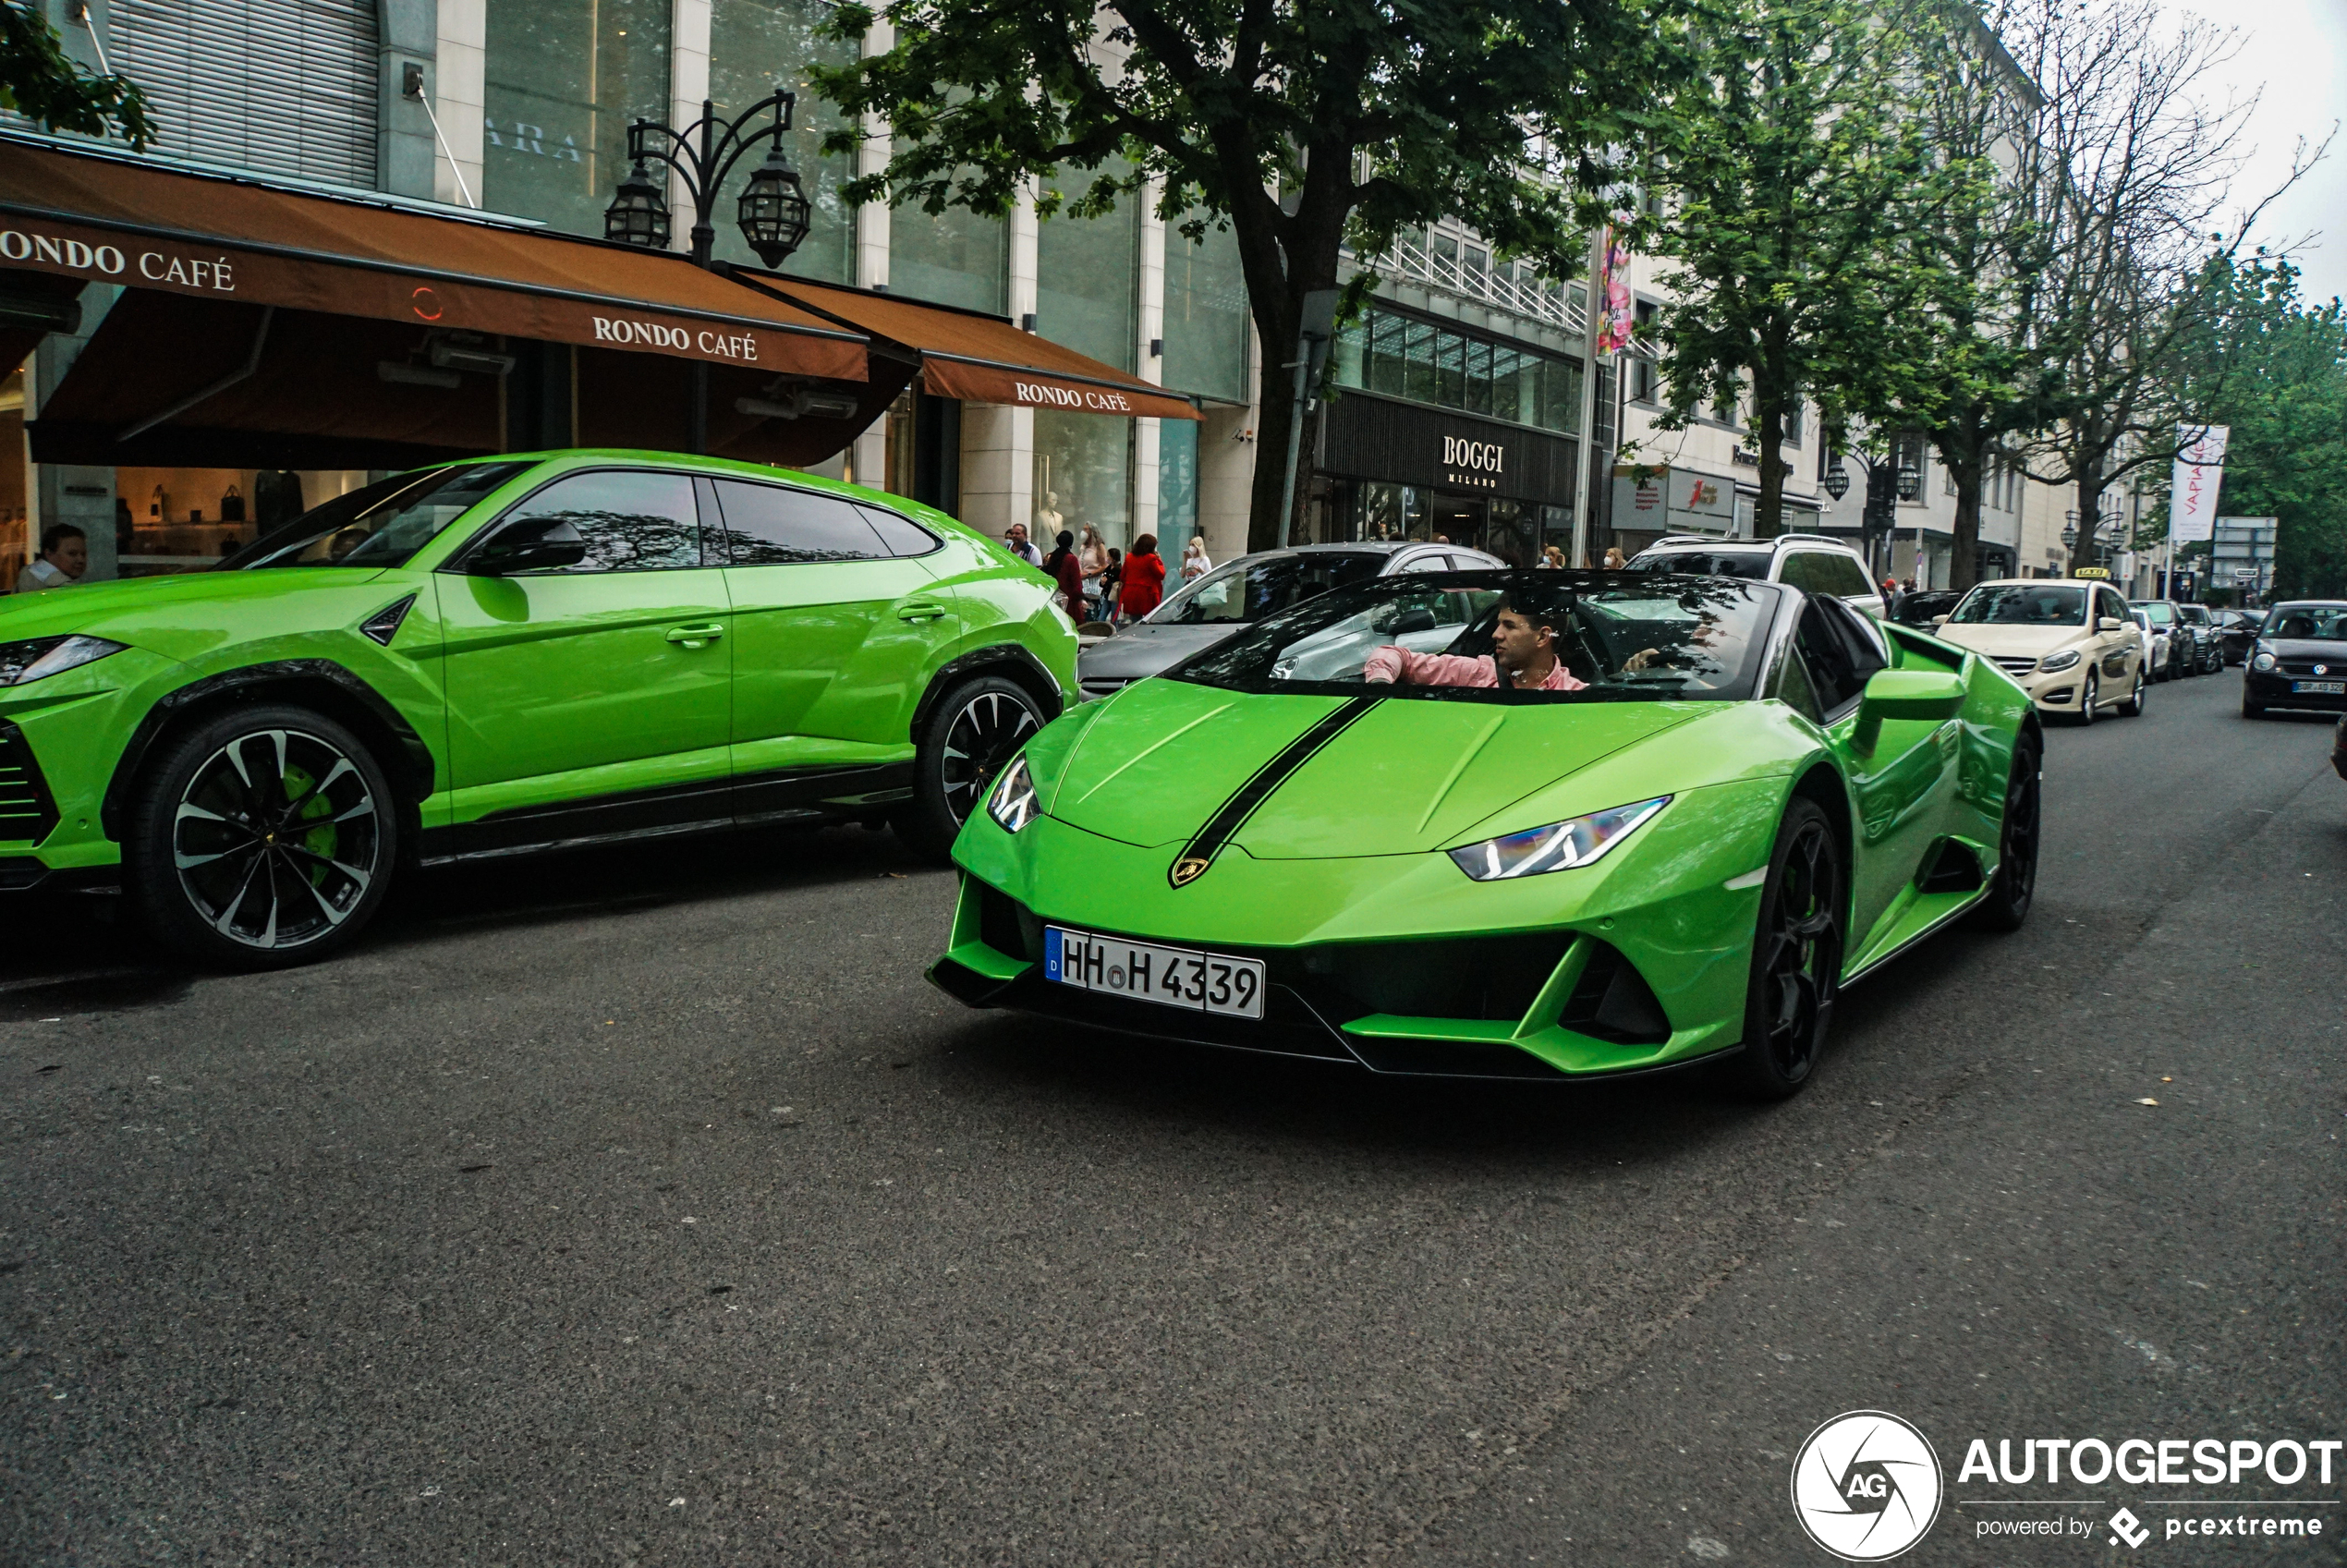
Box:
[218,485,245,523]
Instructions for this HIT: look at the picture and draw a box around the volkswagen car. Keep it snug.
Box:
[2243,602,2347,716]
[0,450,1075,966]
[930,571,2038,1100]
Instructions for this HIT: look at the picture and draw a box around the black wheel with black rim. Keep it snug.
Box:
[1966,732,2040,933]
[896,673,1046,863]
[126,704,397,968]
[1726,796,1844,1100]
[2075,669,2098,724]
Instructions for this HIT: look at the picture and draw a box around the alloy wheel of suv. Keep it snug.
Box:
[896,674,1045,864]
[127,704,397,967]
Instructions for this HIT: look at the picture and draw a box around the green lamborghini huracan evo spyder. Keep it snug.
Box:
[930,570,2040,1099]
[0,450,1075,966]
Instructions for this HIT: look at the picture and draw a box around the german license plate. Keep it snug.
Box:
[2292,680,2345,694]
[1043,925,1266,1020]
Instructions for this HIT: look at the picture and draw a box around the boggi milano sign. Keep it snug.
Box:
[1441,435,1507,490]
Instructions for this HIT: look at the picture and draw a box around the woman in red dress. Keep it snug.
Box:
[1118,533,1166,621]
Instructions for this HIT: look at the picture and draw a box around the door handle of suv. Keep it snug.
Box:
[897,602,947,623]
[665,623,726,647]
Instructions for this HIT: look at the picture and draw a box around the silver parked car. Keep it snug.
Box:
[1076,540,1505,699]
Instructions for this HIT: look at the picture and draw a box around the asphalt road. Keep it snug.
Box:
[3,670,2339,1566]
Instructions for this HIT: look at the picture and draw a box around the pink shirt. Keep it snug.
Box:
[1362,647,1587,691]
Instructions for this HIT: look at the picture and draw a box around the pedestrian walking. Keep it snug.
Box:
[1540,545,1566,569]
[1179,536,1212,584]
[1119,534,1167,622]
[1603,545,1627,570]
[1041,529,1084,620]
[1098,548,1124,624]
[15,524,88,593]
[1078,526,1110,614]
[1003,522,1041,565]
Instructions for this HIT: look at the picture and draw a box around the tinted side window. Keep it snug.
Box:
[855,504,942,557]
[495,469,702,573]
[1819,595,1889,680]
[1778,553,1821,593]
[1824,553,1877,599]
[711,480,892,564]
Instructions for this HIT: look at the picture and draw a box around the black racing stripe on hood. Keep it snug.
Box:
[1167,696,1381,888]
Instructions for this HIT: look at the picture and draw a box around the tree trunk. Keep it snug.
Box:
[1753,397,1785,540]
[2070,461,2107,576]
[1940,419,1984,591]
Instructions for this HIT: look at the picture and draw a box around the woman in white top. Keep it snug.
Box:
[1179,536,1212,584]
[1076,526,1109,616]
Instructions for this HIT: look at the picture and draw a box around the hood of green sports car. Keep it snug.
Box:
[1045,677,1704,857]
[0,566,400,645]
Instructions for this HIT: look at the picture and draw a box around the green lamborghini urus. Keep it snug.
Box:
[931,570,2041,1099]
[0,450,1075,966]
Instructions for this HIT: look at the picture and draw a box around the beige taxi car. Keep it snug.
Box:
[1930,577,2146,723]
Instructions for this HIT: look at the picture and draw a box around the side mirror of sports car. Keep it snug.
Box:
[468,517,589,576]
[1850,668,1967,753]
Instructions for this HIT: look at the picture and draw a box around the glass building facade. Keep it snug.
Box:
[1035,164,1138,371]
[707,0,858,283]
[1330,305,1581,435]
[481,0,673,237]
[1162,222,1248,405]
[891,196,1008,314]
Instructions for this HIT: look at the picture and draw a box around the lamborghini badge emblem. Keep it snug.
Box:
[1169,856,1211,889]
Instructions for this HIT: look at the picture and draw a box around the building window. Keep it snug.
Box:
[1630,301,1659,403]
[1892,431,1928,498]
[1156,419,1200,560]
[707,0,857,283]
[113,0,379,188]
[483,0,673,236]
[892,191,1007,315]
[1033,409,1132,548]
[1035,160,1139,371]
[1331,306,1582,435]
[1162,221,1249,404]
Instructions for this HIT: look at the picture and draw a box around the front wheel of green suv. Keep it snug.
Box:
[126,704,398,969]
[895,674,1044,865]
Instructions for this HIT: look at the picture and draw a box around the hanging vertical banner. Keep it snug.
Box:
[1593,225,1636,356]
[2169,424,2229,543]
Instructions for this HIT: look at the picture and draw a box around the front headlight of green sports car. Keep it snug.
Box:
[0,635,128,687]
[2037,648,2082,674]
[1448,796,1671,881]
[988,753,1040,833]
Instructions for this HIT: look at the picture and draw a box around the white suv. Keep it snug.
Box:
[1623,533,1888,618]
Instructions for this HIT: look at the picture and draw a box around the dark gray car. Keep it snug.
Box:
[1076,541,1503,699]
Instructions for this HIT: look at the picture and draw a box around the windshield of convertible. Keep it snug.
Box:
[1170,570,1781,703]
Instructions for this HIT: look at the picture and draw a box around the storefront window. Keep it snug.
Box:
[1332,306,1581,436]
[708,0,857,283]
[482,0,673,237]
[1156,419,1199,559]
[115,467,370,577]
[1162,222,1249,404]
[892,195,1007,314]
[0,369,24,580]
[1033,408,1131,548]
[1354,481,1432,543]
[1036,162,1137,371]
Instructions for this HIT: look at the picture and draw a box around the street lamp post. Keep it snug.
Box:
[604,90,814,451]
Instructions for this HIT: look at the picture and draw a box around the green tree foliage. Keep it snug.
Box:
[0,1,154,149]
[813,0,1668,552]
[1638,0,1953,539]
[2177,256,2347,598]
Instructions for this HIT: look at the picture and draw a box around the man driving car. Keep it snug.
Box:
[1363,597,1588,691]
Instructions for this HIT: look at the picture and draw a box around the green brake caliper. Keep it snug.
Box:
[282,765,338,885]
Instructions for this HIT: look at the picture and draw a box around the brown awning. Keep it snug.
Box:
[738,273,1202,421]
[0,136,867,382]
